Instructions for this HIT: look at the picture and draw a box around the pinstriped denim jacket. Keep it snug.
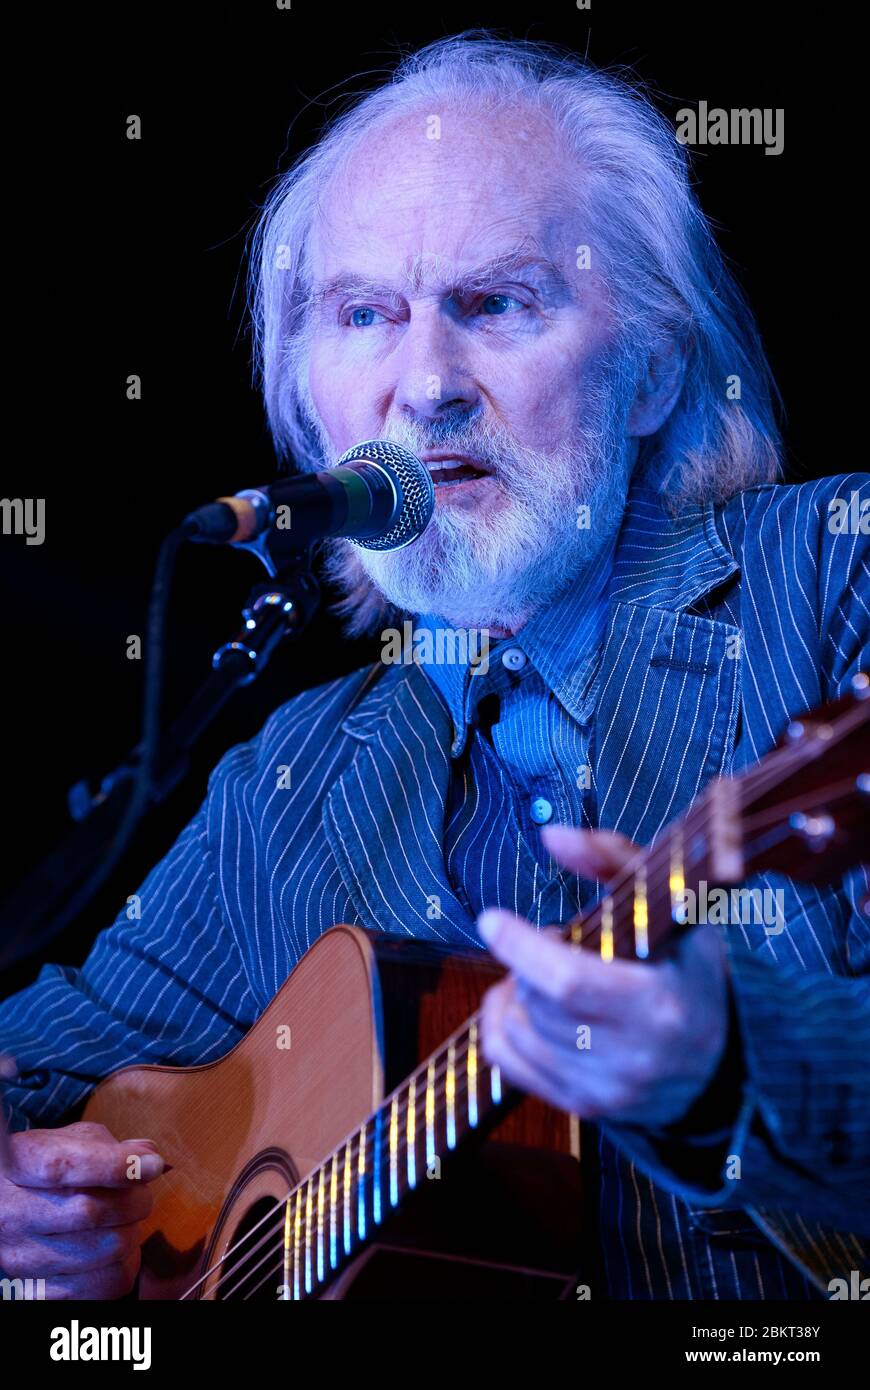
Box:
[1,472,868,1298]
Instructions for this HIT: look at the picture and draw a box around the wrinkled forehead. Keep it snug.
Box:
[308,103,585,286]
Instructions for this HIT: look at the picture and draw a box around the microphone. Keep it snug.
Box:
[182,440,435,552]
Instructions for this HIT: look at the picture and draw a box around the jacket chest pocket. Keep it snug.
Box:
[593,603,741,845]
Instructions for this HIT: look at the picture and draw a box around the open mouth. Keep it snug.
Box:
[422,455,491,488]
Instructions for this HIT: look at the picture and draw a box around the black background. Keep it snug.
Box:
[0,1,854,992]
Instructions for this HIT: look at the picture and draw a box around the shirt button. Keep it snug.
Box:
[530,797,553,824]
[501,647,527,671]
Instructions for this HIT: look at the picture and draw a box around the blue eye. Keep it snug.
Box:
[480,294,522,316]
[348,306,384,328]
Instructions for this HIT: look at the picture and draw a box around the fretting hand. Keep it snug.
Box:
[477,826,730,1128]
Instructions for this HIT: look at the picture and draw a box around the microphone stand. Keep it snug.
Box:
[0,527,321,970]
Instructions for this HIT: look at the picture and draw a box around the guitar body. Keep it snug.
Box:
[82,926,585,1300]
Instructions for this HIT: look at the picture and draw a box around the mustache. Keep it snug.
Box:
[374,415,535,479]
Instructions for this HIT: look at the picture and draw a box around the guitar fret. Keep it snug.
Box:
[669,826,686,923]
[304,1179,313,1294]
[342,1142,352,1255]
[406,1077,417,1188]
[389,1094,399,1207]
[293,1188,302,1300]
[357,1124,367,1241]
[282,1194,292,1301]
[633,863,649,959]
[425,1059,436,1166]
[372,1110,383,1225]
[316,1167,325,1282]
[600,895,614,961]
[467,1022,479,1128]
[329,1153,339,1270]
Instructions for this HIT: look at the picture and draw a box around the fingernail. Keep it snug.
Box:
[138,1154,166,1180]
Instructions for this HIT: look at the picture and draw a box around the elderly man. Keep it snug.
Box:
[0,34,868,1301]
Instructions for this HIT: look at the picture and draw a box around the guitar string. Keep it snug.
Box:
[736,777,862,835]
[180,723,866,1298]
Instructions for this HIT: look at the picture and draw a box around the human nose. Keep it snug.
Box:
[390,305,480,423]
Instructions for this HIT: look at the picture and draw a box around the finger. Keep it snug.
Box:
[0,1180,154,1236]
[480,986,567,1106]
[1,1221,145,1277]
[61,1123,157,1146]
[517,981,609,1048]
[40,1249,142,1301]
[540,824,639,879]
[478,908,647,1011]
[482,981,635,1119]
[499,995,577,1089]
[6,1131,167,1190]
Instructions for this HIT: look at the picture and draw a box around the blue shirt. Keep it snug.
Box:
[415,547,612,913]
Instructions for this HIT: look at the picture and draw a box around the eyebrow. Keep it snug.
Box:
[309,252,570,312]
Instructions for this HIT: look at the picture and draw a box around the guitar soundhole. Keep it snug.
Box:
[217,1197,284,1301]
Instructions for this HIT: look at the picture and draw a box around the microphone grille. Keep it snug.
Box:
[338,440,434,551]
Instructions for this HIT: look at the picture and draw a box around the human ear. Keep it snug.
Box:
[626,335,687,438]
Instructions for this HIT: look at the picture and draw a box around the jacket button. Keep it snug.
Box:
[530,797,553,824]
[501,647,527,671]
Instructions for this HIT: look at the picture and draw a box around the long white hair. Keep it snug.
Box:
[249,31,782,512]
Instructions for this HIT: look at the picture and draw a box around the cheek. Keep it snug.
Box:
[495,372,579,450]
[308,345,359,446]
[500,333,614,448]
[307,345,334,418]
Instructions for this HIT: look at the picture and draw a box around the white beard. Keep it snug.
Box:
[309,357,637,632]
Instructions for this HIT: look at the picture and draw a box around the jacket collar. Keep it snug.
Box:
[609,483,740,610]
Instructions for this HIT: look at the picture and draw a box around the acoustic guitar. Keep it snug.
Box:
[81,675,870,1299]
